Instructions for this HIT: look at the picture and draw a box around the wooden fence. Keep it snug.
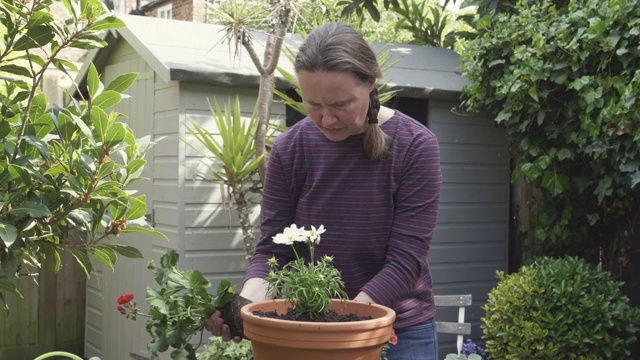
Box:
[0,251,86,359]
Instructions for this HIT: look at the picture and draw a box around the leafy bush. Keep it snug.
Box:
[0,0,164,308]
[482,256,640,359]
[198,337,254,360]
[460,0,640,263]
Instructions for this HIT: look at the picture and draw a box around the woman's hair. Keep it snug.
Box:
[294,23,389,160]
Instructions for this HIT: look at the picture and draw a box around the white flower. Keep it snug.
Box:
[272,224,307,245]
[308,225,326,244]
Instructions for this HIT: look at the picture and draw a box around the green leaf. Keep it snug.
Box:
[127,159,146,178]
[120,226,168,240]
[91,106,109,142]
[0,280,23,298]
[7,164,31,185]
[91,247,117,271]
[87,63,101,98]
[8,201,52,218]
[70,250,93,278]
[69,36,108,49]
[146,287,169,316]
[92,90,121,110]
[125,195,146,221]
[104,121,126,148]
[13,26,55,51]
[105,72,138,92]
[86,15,127,31]
[0,249,18,279]
[0,64,31,77]
[109,201,128,221]
[107,244,144,259]
[67,113,95,144]
[0,223,18,247]
[541,172,569,197]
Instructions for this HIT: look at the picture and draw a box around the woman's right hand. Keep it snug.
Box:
[205,310,238,342]
[205,277,270,342]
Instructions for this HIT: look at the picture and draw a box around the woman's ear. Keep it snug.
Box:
[368,78,376,92]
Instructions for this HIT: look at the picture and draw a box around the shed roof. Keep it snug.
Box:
[78,14,469,100]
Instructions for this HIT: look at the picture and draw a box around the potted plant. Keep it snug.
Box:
[118,224,395,360]
[240,224,396,360]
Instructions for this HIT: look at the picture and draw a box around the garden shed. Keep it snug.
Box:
[77,14,510,359]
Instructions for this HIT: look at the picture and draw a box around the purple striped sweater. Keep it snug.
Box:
[244,110,442,328]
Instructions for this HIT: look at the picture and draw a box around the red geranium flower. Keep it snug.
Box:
[389,328,398,345]
[117,293,134,305]
[117,305,126,315]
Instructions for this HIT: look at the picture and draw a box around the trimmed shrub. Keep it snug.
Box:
[482,256,640,359]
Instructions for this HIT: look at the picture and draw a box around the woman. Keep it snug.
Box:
[207,22,442,360]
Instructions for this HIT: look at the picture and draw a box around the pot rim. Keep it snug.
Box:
[240,299,396,332]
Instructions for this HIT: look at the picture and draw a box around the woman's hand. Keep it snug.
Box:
[204,278,271,342]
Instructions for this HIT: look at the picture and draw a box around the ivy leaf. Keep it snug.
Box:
[541,172,569,197]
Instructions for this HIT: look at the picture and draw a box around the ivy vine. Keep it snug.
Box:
[460,0,640,266]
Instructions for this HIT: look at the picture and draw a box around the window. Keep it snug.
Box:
[157,4,172,19]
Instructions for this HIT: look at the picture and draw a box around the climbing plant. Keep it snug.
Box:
[459,0,640,268]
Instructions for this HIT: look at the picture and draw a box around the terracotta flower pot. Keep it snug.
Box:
[241,299,396,360]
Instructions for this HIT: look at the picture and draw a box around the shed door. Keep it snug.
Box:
[428,99,510,355]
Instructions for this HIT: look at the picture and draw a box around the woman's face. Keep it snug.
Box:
[297,70,375,142]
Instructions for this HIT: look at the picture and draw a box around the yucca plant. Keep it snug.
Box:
[185,97,266,257]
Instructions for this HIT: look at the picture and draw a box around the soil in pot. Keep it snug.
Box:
[254,307,372,322]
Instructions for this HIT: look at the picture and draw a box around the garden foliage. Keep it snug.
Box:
[0,0,164,308]
[460,0,640,262]
[145,250,236,360]
[482,256,640,359]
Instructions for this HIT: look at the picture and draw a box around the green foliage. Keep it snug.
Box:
[459,0,640,260]
[198,337,254,360]
[0,0,165,309]
[209,0,413,44]
[482,256,640,359]
[444,354,482,360]
[145,250,236,360]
